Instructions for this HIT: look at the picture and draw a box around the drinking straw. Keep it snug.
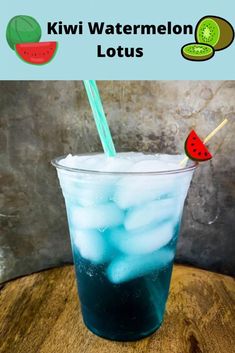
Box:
[180,118,228,166]
[83,80,116,157]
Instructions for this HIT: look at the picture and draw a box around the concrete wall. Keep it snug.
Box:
[0,81,234,283]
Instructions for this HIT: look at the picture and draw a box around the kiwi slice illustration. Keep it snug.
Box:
[181,43,214,61]
[195,16,234,51]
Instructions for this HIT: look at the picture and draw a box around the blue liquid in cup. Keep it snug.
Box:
[55,153,194,341]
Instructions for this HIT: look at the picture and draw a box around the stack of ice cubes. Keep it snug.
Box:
[58,153,193,284]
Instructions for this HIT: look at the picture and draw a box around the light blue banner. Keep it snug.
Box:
[0,0,234,79]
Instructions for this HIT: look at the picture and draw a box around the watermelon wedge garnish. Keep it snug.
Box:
[185,130,212,162]
[15,41,58,65]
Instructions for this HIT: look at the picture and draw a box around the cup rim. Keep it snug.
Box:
[51,153,198,176]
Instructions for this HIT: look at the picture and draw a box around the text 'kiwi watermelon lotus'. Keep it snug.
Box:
[47,20,194,58]
[6,15,234,61]
[6,15,58,65]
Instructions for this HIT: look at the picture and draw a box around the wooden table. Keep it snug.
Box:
[0,265,234,353]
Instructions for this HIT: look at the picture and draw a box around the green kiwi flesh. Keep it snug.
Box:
[181,43,214,61]
[196,16,234,51]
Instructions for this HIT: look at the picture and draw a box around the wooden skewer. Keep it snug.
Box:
[203,118,228,144]
[179,156,189,166]
[180,118,228,166]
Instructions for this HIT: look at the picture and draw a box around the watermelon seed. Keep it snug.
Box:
[205,152,208,156]
[198,152,202,156]
[193,137,196,140]
[191,143,195,146]
[193,149,196,152]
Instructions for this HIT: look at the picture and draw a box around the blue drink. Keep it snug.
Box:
[53,153,195,341]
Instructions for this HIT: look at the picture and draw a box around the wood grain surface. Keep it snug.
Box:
[0,265,234,353]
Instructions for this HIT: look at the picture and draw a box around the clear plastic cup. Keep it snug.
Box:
[52,154,196,341]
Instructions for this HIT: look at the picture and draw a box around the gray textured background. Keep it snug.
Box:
[0,81,234,283]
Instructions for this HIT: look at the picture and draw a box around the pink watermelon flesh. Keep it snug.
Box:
[15,42,58,65]
[185,130,212,162]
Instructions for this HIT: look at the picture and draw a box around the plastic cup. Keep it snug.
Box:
[52,154,196,341]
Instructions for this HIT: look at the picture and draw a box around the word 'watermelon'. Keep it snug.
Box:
[6,15,41,50]
[185,130,212,162]
[15,42,58,65]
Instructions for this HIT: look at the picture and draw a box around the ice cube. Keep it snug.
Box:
[71,229,110,264]
[74,182,112,207]
[110,221,175,255]
[107,248,174,284]
[157,154,185,164]
[81,155,105,170]
[58,171,113,207]
[129,159,178,173]
[81,155,135,174]
[58,155,134,206]
[59,154,106,171]
[114,174,176,209]
[101,157,133,172]
[118,152,157,162]
[124,198,176,231]
[113,157,182,209]
[71,203,124,229]
[59,154,90,168]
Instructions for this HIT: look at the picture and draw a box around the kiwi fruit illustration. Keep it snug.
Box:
[181,43,215,61]
[195,16,234,51]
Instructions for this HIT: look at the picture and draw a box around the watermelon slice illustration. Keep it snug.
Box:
[185,130,212,162]
[15,41,58,65]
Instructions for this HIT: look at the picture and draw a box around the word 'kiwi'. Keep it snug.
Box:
[181,43,214,61]
[195,16,234,51]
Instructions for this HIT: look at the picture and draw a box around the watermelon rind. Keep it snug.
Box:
[15,41,58,66]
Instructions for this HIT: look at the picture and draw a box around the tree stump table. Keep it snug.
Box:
[0,265,234,353]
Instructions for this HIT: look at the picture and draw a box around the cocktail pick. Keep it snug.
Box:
[180,118,228,166]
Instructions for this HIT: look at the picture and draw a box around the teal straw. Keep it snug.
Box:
[83,80,116,157]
